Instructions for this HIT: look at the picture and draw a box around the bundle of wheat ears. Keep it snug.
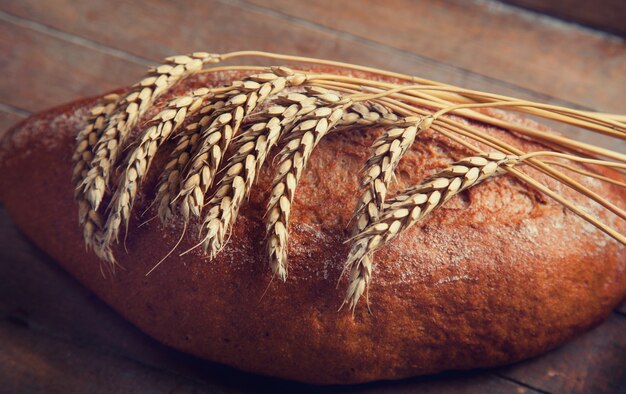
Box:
[72,50,626,311]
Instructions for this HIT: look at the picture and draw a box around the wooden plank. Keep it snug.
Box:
[0,207,536,393]
[0,320,219,393]
[0,207,243,388]
[0,315,542,394]
[0,109,26,138]
[498,314,626,393]
[243,0,626,113]
[0,19,143,112]
[502,0,626,37]
[5,0,622,154]
[0,0,601,111]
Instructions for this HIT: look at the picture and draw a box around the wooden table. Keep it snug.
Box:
[1,1,625,392]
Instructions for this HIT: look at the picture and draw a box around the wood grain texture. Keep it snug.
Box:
[0,19,143,112]
[245,0,626,113]
[502,0,626,37]
[0,321,216,394]
[0,0,609,111]
[499,314,626,393]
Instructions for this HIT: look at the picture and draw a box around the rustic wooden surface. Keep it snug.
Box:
[502,0,626,37]
[0,1,624,392]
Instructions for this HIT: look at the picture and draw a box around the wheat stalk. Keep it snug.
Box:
[175,68,308,223]
[96,88,212,261]
[344,152,520,310]
[265,87,352,280]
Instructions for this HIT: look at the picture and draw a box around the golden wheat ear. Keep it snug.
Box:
[173,68,309,226]
[153,99,226,224]
[344,152,519,309]
[74,53,221,252]
[73,93,119,250]
[265,88,352,281]
[197,89,333,260]
[99,89,212,257]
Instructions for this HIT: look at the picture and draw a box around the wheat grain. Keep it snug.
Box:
[265,87,351,280]
[175,68,308,223]
[98,89,212,258]
[339,101,400,129]
[344,152,519,309]
[72,94,120,185]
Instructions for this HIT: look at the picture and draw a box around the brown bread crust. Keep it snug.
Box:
[0,69,625,384]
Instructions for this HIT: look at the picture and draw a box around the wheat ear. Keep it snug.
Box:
[265,88,352,280]
[79,53,218,211]
[72,94,119,250]
[76,53,219,250]
[72,94,121,185]
[351,122,426,234]
[98,88,212,259]
[176,68,308,223]
[154,99,226,224]
[344,152,519,309]
[343,121,422,307]
[198,91,326,258]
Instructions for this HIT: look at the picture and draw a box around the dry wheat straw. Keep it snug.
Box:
[344,152,519,309]
[175,68,308,223]
[265,87,351,280]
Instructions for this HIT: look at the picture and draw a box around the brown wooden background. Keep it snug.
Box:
[0,1,625,393]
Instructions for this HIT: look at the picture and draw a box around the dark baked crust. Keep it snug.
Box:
[0,69,625,384]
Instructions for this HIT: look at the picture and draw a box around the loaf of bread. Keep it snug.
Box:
[0,67,624,384]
